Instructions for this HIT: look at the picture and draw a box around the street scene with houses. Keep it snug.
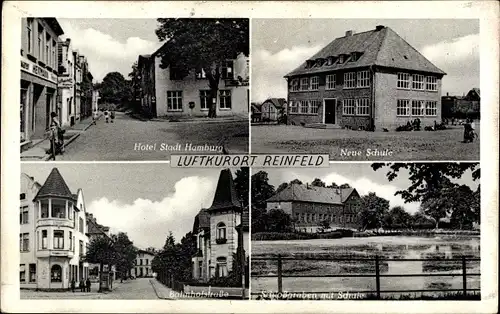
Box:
[20,18,249,161]
[20,164,249,299]
[250,19,480,160]
[250,163,480,300]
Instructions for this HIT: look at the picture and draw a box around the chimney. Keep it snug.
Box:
[345,30,353,37]
[375,25,384,31]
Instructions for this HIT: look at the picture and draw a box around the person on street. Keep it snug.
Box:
[92,109,99,125]
[110,110,115,123]
[104,110,109,123]
[86,278,91,292]
[49,112,65,155]
[71,279,76,293]
[79,280,85,292]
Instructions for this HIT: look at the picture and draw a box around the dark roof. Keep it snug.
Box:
[43,18,64,36]
[251,104,261,113]
[263,98,287,109]
[267,183,355,205]
[86,217,109,237]
[35,168,73,200]
[285,26,445,77]
[207,169,242,212]
[192,208,211,233]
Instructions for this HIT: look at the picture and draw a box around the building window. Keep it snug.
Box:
[344,72,356,89]
[397,99,410,116]
[411,100,425,116]
[310,76,319,90]
[397,73,410,89]
[169,67,184,80]
[343,99,355,115]
[216,257,228,278]
[41,230,47,249]
[198,235,203,249]
[69,231,72,251]
[40,200,49,218]
[140,259,143,266]
[426,101,437,116]
[52,40,56,69]
[291,79,299,92]
[20,264,26,283]
[216,222,226,240]
[357,71,370,88]
[37,24,43,60]
[20,206,29,224]
[221,61,234,79]
[299,100,309,114]
[79,240,84,255]
[146,259,149,265]
[167,91,183,111]
[412,74,425,90]
[79,217,84,233]
[289,101,298,113]
[20,233,29,252]
[45,34,50,65]
[51,199,66,218]
[356,98,370,116]
[300,77,309,91]
[195,68,207,79]
[338,55,344,64]
[53,230,64,249]
[310,100,320,114]
[326,74,336,90]
[426,76,437,91]
[51,265,62,282]
[199,90,211,110]
[219,90,232,109]
[29,264,36,282]
[27,19,33,53]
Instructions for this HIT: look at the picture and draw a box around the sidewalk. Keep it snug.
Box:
[149,279,178,299]
[21,115,100,161]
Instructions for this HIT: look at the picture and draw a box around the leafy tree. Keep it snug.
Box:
[98,72,128,105]
[311,178,326,187]
[111,232,137,281]
[327,182,339,189]
[234,168,249,207]
[275,179,303,194]
[267,209,293,233]
[358,192,390,231]
[155,18,249,117]
[84,236,116,292]
[371,162,480,203]
[128,61,138,80]
[251,171,275,208]
[383,206,412,229]
[339,183,352,189]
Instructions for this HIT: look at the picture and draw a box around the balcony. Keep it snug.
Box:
[36,218,74,229]
[37,249,74,258]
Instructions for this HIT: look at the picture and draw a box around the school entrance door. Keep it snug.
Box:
[324,99,336,124]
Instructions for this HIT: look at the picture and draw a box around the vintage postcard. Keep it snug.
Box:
[1,1,498,314]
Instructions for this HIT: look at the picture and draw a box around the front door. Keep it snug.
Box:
[324,99,336,124]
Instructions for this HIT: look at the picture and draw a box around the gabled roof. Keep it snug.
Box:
[207,169,242,212]
[34,168,73,200]
[285,26,445,77]
[263,98,287,109]
[251,104,261,113]
[267,183,355,205]
[192,208,211,233]
[471,88,480,97]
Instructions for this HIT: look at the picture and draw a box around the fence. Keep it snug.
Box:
[251,255,480,299]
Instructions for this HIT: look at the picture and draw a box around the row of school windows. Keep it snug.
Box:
[166,90,232,111]
[294,212,357,223]
[20,230,85,253]
[288,98,370,116]
[25,18,58,70]
[397,99,438,117]
[20,203,85,233]
[290,71,370,92]
[397,73,438,91]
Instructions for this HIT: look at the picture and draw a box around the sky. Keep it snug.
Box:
[251,19,480,103]
[21,164,237,250]
[57,19,163,83]
[255,163,479,214]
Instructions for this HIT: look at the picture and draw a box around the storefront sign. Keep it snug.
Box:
[50,251,69,256]
[58,77,74,88]
[21,56,57,84]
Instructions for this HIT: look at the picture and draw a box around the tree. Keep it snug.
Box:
[267,209,293,233]
[234,168,249,207]
[128,61,138,80]
[251,171,276,233]
[111,232,137,281]
[311,178,326,187]
[358,192,390,231]
[327,182,339,189]
[155,18,249,118]
[85,236,116,292]
[275,179,303,194]
[384,206,412,229]
[98,72,129,105]
[371,162,480,203]
[339,183,352,189]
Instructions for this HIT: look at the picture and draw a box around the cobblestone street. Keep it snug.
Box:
[21,278,159,299]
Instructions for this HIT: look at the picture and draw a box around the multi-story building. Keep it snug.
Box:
[192,169,249,281]
[136,45,249,119]
[20,168,89,290]
[92,90,100,112]
[72,51,83,124]
[261,98,287,122]
[132,250,155,278]
[284,25,446,131]
[442,88,480,120]
[266,183,362,233]
[57,38,75,127]
[20,18,63,148]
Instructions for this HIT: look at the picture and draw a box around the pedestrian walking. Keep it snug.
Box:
[110,111,115,123]
[79,280,85,292]
[92,109,99,125]
[104,110,109,123]
[71,279,76,293]
[49,112,65,155]
[86,278,91,292]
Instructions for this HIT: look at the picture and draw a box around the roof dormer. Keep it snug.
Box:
[305,59,315,68]
[337,54,346,64]
[350,51,362,62]
[314,58,325,67]
[326,56,335,66]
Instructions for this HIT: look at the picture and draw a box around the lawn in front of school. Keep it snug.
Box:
[251,125,479,161]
